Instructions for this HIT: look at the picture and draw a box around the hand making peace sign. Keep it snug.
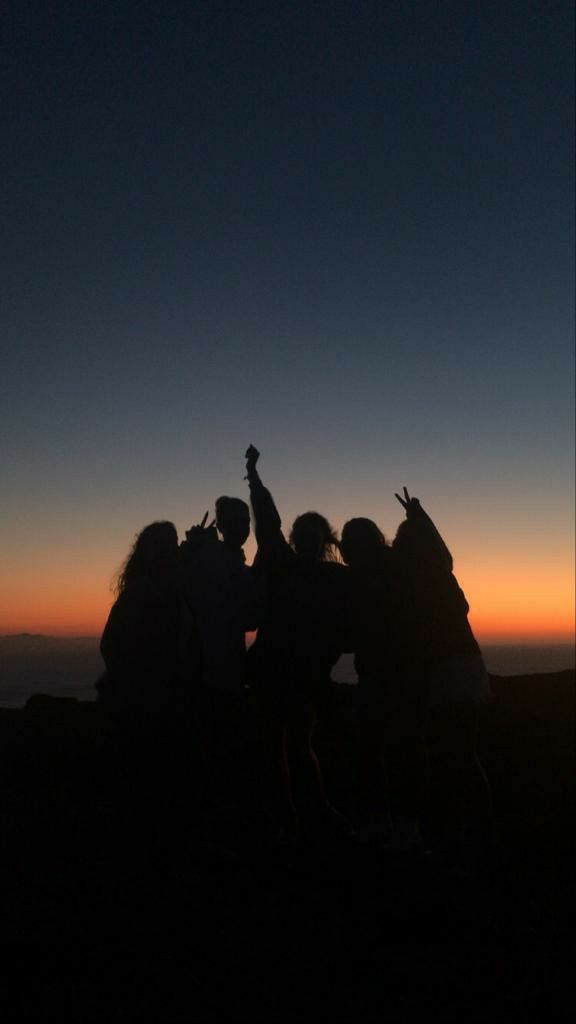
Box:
[394,486,421,514]
[185,511,217,545]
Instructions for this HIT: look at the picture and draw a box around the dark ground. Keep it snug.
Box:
[0,670,574,1021]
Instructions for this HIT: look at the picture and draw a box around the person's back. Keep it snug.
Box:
[348,557,419,682]
[341,516,426,845]
[278,557,350,685]
[100,521,183,716]
[178,498,261,845]
[393,489,492,867]
[245,445,353,841]
[246,453,349,686]
[101,576,181,712]
[98,521,201,875]
[392,494,480,665]
[180,498,260,694]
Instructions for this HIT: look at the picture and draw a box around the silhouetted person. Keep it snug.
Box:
[100,521,183,715]
[215,495,251,552]
[245,444,352,842]
[181,499,259,693]
[179,498,260,840]
[340,517,427,848]
[99,521,196,869]
[393,488,492,867]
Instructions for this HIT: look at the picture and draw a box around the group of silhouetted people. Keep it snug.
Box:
[98,446,492,870]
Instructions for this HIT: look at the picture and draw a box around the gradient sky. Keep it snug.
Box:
[1,1,574,642]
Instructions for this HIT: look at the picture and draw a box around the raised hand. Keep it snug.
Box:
[394,486,420,513]
[185,511,217,546]
[245,444,260,478]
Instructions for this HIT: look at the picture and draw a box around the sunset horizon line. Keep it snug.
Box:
[2,628,575,648]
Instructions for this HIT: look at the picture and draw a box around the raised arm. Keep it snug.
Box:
[395,486,454,572]
[245,445,284,549]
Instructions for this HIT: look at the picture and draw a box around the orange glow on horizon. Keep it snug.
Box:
[1,527,573,645]
[460,560,574,645]
[1,587,574,645]
[0,579,115,639]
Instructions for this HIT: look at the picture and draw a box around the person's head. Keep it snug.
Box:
[116,521,179,593]
[392,518,426,564]
[215,496,251,550]
[289,511,339,564]
[340,517,388,570]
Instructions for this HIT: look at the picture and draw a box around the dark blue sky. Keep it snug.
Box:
[1,0,574,637]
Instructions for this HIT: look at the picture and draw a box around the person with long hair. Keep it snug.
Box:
[100,521,183,715]
[99,520,196,874]
[245,445,352,842]
[339,517,426,849]
[393,488,492,868]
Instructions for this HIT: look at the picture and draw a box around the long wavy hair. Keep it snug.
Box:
[289,511,340,563]
[115,521,178,594]
[340,517,388,567]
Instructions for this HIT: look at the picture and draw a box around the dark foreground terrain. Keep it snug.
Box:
[0,670,574,1021]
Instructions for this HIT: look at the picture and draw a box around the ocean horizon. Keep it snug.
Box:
[0,634,574,709]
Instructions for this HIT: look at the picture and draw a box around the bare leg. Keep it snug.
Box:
[287,697,353,838]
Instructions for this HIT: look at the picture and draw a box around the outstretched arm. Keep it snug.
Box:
[395,486,454,571]
[245,445,284,549]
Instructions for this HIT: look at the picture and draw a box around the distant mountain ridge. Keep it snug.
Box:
[0,634,97,641]
[0,635,105,708]
[0,634,574,710]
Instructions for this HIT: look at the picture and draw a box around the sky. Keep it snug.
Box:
[1,0,574,642]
